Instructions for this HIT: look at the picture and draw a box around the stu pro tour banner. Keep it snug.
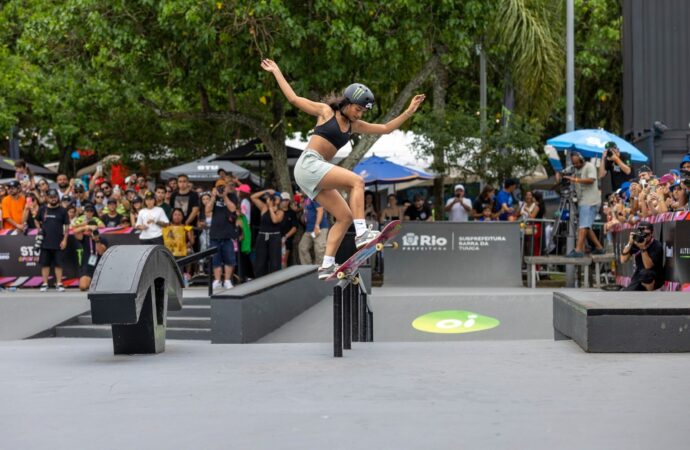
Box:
[0,227,139,288]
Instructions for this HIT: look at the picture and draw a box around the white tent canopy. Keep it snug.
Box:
[286,130,434,173]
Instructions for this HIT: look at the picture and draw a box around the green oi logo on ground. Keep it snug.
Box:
[412,310,500,334]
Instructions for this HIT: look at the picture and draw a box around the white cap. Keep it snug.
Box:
[454,184,465,192]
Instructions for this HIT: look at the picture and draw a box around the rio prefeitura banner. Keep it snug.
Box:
[610,211,690,291]
[0,227,140,288]
[384,222,523,288]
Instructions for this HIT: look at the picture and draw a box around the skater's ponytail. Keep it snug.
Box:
[322,92,348,112]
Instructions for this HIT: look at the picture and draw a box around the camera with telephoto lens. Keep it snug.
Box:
[631,231,647,244]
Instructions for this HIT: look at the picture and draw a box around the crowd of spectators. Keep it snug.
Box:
[0,161,362,292]
[2,141,687,291]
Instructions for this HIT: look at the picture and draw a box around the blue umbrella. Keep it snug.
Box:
[547,129,649,163]
[354,155,434,185]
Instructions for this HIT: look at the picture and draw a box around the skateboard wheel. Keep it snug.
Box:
[375,243,384,251]
[352,277,360,285]
[337,272,345,280]
[391,242,399,249]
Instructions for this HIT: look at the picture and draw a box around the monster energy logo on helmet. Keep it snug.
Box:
[344,83,375,110]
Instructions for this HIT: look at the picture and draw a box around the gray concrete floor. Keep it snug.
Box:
[1,338,689,450]
[261,287,592,343]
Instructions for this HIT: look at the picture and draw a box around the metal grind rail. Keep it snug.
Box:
[333,272,373,358]
[175,247,218,296]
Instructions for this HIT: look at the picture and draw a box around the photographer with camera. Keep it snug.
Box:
[620,221,663,291]
[598,141,632,191]
[561,152,606,257]
[206,179,240,290]
[74,221,109,291]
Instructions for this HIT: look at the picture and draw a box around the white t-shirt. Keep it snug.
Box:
[446,197,472,222]
[136,206,169,240]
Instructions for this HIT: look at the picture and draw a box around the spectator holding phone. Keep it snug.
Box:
[445,184,472,222]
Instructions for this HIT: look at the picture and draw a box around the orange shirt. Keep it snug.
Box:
[2,195,26,230]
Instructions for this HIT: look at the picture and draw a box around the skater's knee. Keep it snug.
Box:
[350,175,365,191]
[336,211,353,225]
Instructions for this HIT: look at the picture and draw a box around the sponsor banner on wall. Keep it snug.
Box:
[0,228,140,286]
[385,222,522,288]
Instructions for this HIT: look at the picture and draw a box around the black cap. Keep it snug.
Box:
[637,165,652,174]
[6,180,19,188]
[47,189,59,197]
[638,221,653,231]
[132,196,143,203]
[83,203,96,212]
[107,198,118,205]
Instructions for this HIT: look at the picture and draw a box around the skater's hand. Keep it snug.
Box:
[260,59,280,74]
[314,225,320,237]
[405,94,426,116]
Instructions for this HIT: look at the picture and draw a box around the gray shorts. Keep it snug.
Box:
[294,149,336,200]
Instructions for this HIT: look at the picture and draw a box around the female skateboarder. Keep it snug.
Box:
[261,58,425,279]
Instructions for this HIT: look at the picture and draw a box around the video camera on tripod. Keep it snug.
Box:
[558,166,576,198]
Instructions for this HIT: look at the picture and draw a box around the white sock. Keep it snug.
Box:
[322,255,336,268]
[354,219,367,236]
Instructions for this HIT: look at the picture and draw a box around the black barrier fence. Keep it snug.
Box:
[0,228,225,289]
[0,229,140,286]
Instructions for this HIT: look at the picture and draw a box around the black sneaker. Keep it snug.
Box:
[566,250,585,258]
[592,248,606,255]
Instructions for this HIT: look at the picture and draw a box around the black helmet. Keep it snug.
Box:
[343,83,375,110]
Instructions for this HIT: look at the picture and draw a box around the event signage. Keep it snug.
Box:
[0,228,140,286]
[386,222,522,287]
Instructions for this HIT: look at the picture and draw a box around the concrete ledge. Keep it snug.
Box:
[211,265,331,343]
[553,291,690,352]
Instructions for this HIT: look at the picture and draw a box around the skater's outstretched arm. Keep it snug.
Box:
[352,94,426,135]
[261,59,330,118]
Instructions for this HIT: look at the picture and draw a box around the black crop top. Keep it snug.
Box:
[313,114,351,149]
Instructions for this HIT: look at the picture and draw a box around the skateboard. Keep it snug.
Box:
[325,220,402,282]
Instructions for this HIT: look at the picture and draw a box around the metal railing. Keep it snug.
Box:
[333,275,373,358]
[517,217,609,276]
[175,246,218,297]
